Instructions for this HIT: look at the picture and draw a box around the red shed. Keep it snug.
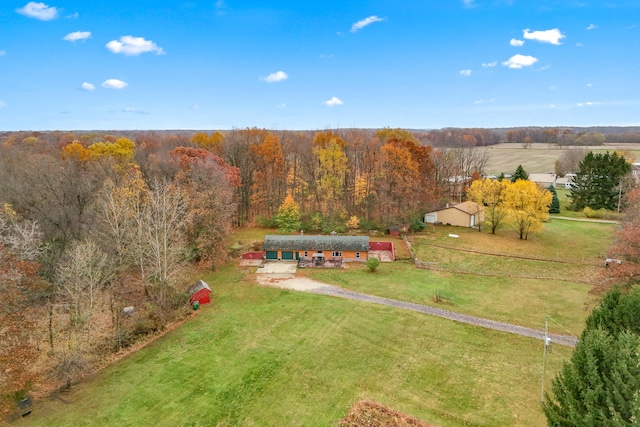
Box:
[188,280,212,305]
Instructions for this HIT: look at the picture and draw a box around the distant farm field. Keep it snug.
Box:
[19,220,614,427]
[480,143,640,175]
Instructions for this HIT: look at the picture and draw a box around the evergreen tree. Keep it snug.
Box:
[543,287,640,426]
[569,151,631,211]
[547,185,561,214]
[511,164,529,182]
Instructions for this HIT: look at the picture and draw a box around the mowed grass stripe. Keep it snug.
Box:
[20,270,570,427]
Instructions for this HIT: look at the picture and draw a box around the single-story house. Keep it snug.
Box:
[529,173,557,188]
[424,201,484,228]
[188,280,212,305]
[262,235,369,262]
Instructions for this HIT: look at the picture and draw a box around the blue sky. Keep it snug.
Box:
[1,1,639,131]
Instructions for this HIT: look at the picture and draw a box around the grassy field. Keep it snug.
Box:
[18,220,614,426]
[480,143,640,175]
[303,221,614,335]
[19,265,574,427]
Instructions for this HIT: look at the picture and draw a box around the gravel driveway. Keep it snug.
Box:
[257,274,578,348]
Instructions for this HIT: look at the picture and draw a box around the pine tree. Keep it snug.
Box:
[511,164,529,182]
[547,185,561,214]
[569,151,631,211]
[543,287,640,425]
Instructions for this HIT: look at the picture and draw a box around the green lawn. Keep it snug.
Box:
[304,221,614,335]
[20,264,572,427]
[19,220,614,426]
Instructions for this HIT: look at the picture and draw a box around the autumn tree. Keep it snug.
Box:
[503,180,552,240]
[377,140,420,221]
[0,211,41,416]
[274,194,301,233]
[191,131,223,154]
[605,187,640,285]
[222,128,266,225]
[169,147,240,262]
[0,246,39,416]
[312,131,348,214]
[467,178,509,234]
[250,133,286,220]
[375,129,436,222]
[570,151,631,211]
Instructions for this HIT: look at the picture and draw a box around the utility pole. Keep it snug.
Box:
[540,315,550,403]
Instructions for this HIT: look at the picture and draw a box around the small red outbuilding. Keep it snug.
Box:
[188,280,212,305]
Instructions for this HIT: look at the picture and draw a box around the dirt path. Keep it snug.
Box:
[257,274,578,347]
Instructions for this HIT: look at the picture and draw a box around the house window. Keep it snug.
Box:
[332,251,342,257]
[355,252,360,258]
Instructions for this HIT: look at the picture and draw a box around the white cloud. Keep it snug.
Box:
[260,71,288,83]
[106,36,165,56]
[577,101,601,107]
[277,103,286,109]
[80,82,95,91]
[0,101,6,108]
[350,16,385,33]
[67,12,79,19]
[587,83,592,87]
[482,61,497,67]
[323,97,343,107]
[462,0,475,7]
[586,24,598,30]
[122,107,148,115]
[459,69,472,77]
[0,51,5,57]
[63,31,91,42]
[502,54,538,69]
[523,28,565,45]
[510,38,524,47]
[16,2,58,20]
[102,79,128,89]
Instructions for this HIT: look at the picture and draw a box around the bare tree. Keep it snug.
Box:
[554,147,589,176]
[144,179,188,303]
[55,239,114,349]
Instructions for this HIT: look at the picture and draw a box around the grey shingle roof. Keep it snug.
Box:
[262,235,369,252]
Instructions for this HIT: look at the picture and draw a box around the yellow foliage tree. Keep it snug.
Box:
[312,132,348,213]
[346,215,359,230]
[503,179,552,240]
[87,137,135,164]
[61,141,91,162]
[191,131,224,153]
[467,178,509,234]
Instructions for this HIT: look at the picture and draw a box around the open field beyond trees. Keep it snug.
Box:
[480,143,640,175]
[17,219,614,426]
